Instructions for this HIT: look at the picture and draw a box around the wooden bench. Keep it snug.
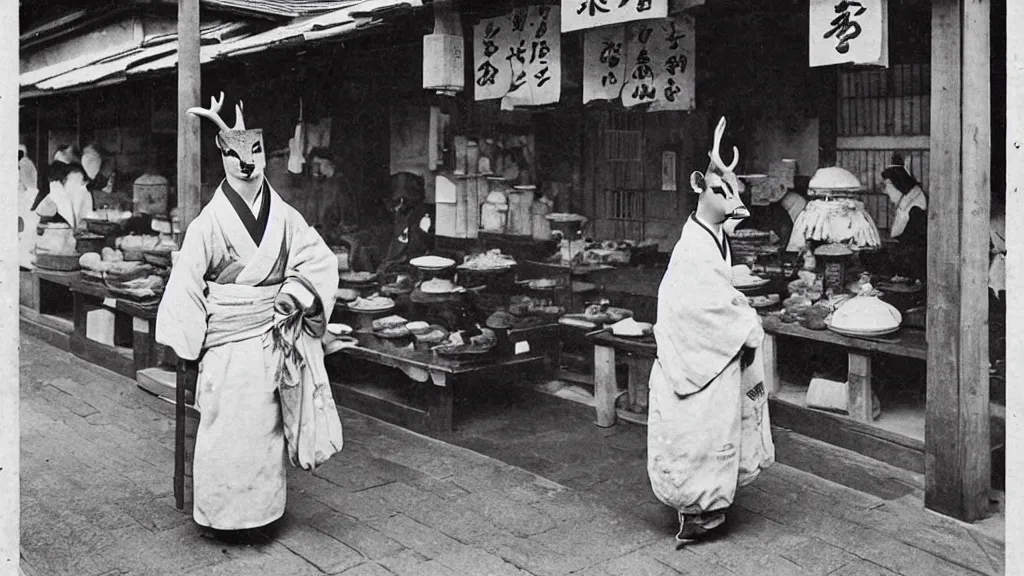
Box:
[761,317,927,422]
[588,331,657,428]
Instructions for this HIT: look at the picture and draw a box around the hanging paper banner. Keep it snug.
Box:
[473,6,562,108]
[502,6,562,109]
[582,25,626,103]
[649,13,696,111]
[583,14,696,111]
[474,13,515,101]
[562,0,668,33]
[809,0,889,68]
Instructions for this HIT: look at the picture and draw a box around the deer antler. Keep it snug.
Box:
[709,116,739,173]
[232,101,246,131]
[186,92,231,132]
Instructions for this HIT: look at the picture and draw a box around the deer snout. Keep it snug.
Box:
[239,160,256,177]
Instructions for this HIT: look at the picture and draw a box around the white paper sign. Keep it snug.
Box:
[583,25,627,103]
[809,0,889,68]
[474,6,562,108]
[474,14,515,101]
[583,14,696,111]
[502,6,562,110]
[562,0,668,33]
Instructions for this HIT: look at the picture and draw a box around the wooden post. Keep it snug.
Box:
[1005,0,1023,561]
[846,352,873,422]
[1,2,20,574]
[925,0,992,522]
[177,0,202,230]
[593,344,618,427]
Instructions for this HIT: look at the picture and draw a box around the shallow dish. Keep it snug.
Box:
[734,277,770,290]
[410,255,456,271]
[826,324,900,338]
[327,323,353,336]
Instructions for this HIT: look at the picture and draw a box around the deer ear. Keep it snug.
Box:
[690,171,706,194]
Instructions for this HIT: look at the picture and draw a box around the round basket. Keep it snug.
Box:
[84,219,122,236]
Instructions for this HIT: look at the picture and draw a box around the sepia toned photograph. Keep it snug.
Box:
[2,0,1020,574]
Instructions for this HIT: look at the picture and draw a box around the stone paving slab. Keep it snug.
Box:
[18,334,1005,576]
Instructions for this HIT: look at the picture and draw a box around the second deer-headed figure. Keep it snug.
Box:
[690,117,748,224]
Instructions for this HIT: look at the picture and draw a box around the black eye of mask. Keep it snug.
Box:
[711,185,730,199]
[252,142,262,154]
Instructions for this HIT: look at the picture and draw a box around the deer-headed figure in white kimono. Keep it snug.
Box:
[648,116,774,544]
[158,92,342,533]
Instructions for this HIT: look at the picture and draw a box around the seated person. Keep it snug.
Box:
[881,154,928,280]
[35,162,94,231]
[377,172,434,278]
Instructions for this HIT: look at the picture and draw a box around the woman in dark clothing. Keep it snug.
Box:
[881,155,928,281]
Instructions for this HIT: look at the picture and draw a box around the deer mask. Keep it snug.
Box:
[691,117,748,223]
[187,92,266,185]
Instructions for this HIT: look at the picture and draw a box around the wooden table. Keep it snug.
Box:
[69,279,164,379]
[587,331,657,428]
[761,317,927,422]
[327,332,547,434]
[20,268,79,350]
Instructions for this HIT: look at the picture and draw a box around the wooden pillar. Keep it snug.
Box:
[1,2,20,574]
[177,0,202,230]
[1004,0,1023,560]
[925,0,992,522]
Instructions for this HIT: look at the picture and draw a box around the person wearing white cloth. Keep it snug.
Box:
[35,162,93,231]
[19,145,40,268]
[156,93,343,534]
[648,118,774,544]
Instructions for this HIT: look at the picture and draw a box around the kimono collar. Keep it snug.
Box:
[221,178,271,245]
[690,212,731,261]
[890,186,927,238]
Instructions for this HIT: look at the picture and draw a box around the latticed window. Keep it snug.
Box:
[835,63,930,230]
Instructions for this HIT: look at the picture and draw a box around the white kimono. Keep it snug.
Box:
[647,214,774,515]
[157,181,342,530]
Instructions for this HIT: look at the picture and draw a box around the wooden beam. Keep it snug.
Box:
[177,0,202,230]
[1004,0,1023,562]
[925,0,992,522]
[0,1,20,573]
[958,0,992,519]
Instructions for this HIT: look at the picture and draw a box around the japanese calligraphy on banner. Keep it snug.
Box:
[809,0,889,68]
[473,6,562,109]
[562,0,668,33]
[583,14,696,111]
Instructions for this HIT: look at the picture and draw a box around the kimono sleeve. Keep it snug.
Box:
[155,218,212,361]
[284,217,339,337]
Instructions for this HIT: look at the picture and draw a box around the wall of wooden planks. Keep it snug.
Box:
[925,0,992,523]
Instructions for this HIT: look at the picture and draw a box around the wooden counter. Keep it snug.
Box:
[68,279,165,379]
[327,332,547,434]
[19,268,79,351]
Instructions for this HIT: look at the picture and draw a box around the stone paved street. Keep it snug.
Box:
[19,334,1005,575]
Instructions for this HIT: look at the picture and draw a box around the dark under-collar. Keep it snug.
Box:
[690,212,731,261]
[221,178,271,245]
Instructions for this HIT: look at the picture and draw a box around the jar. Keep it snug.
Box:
[480,191,508,233]
[531,199,552,241]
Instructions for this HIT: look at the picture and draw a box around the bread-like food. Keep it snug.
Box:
[372,315,408,331]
